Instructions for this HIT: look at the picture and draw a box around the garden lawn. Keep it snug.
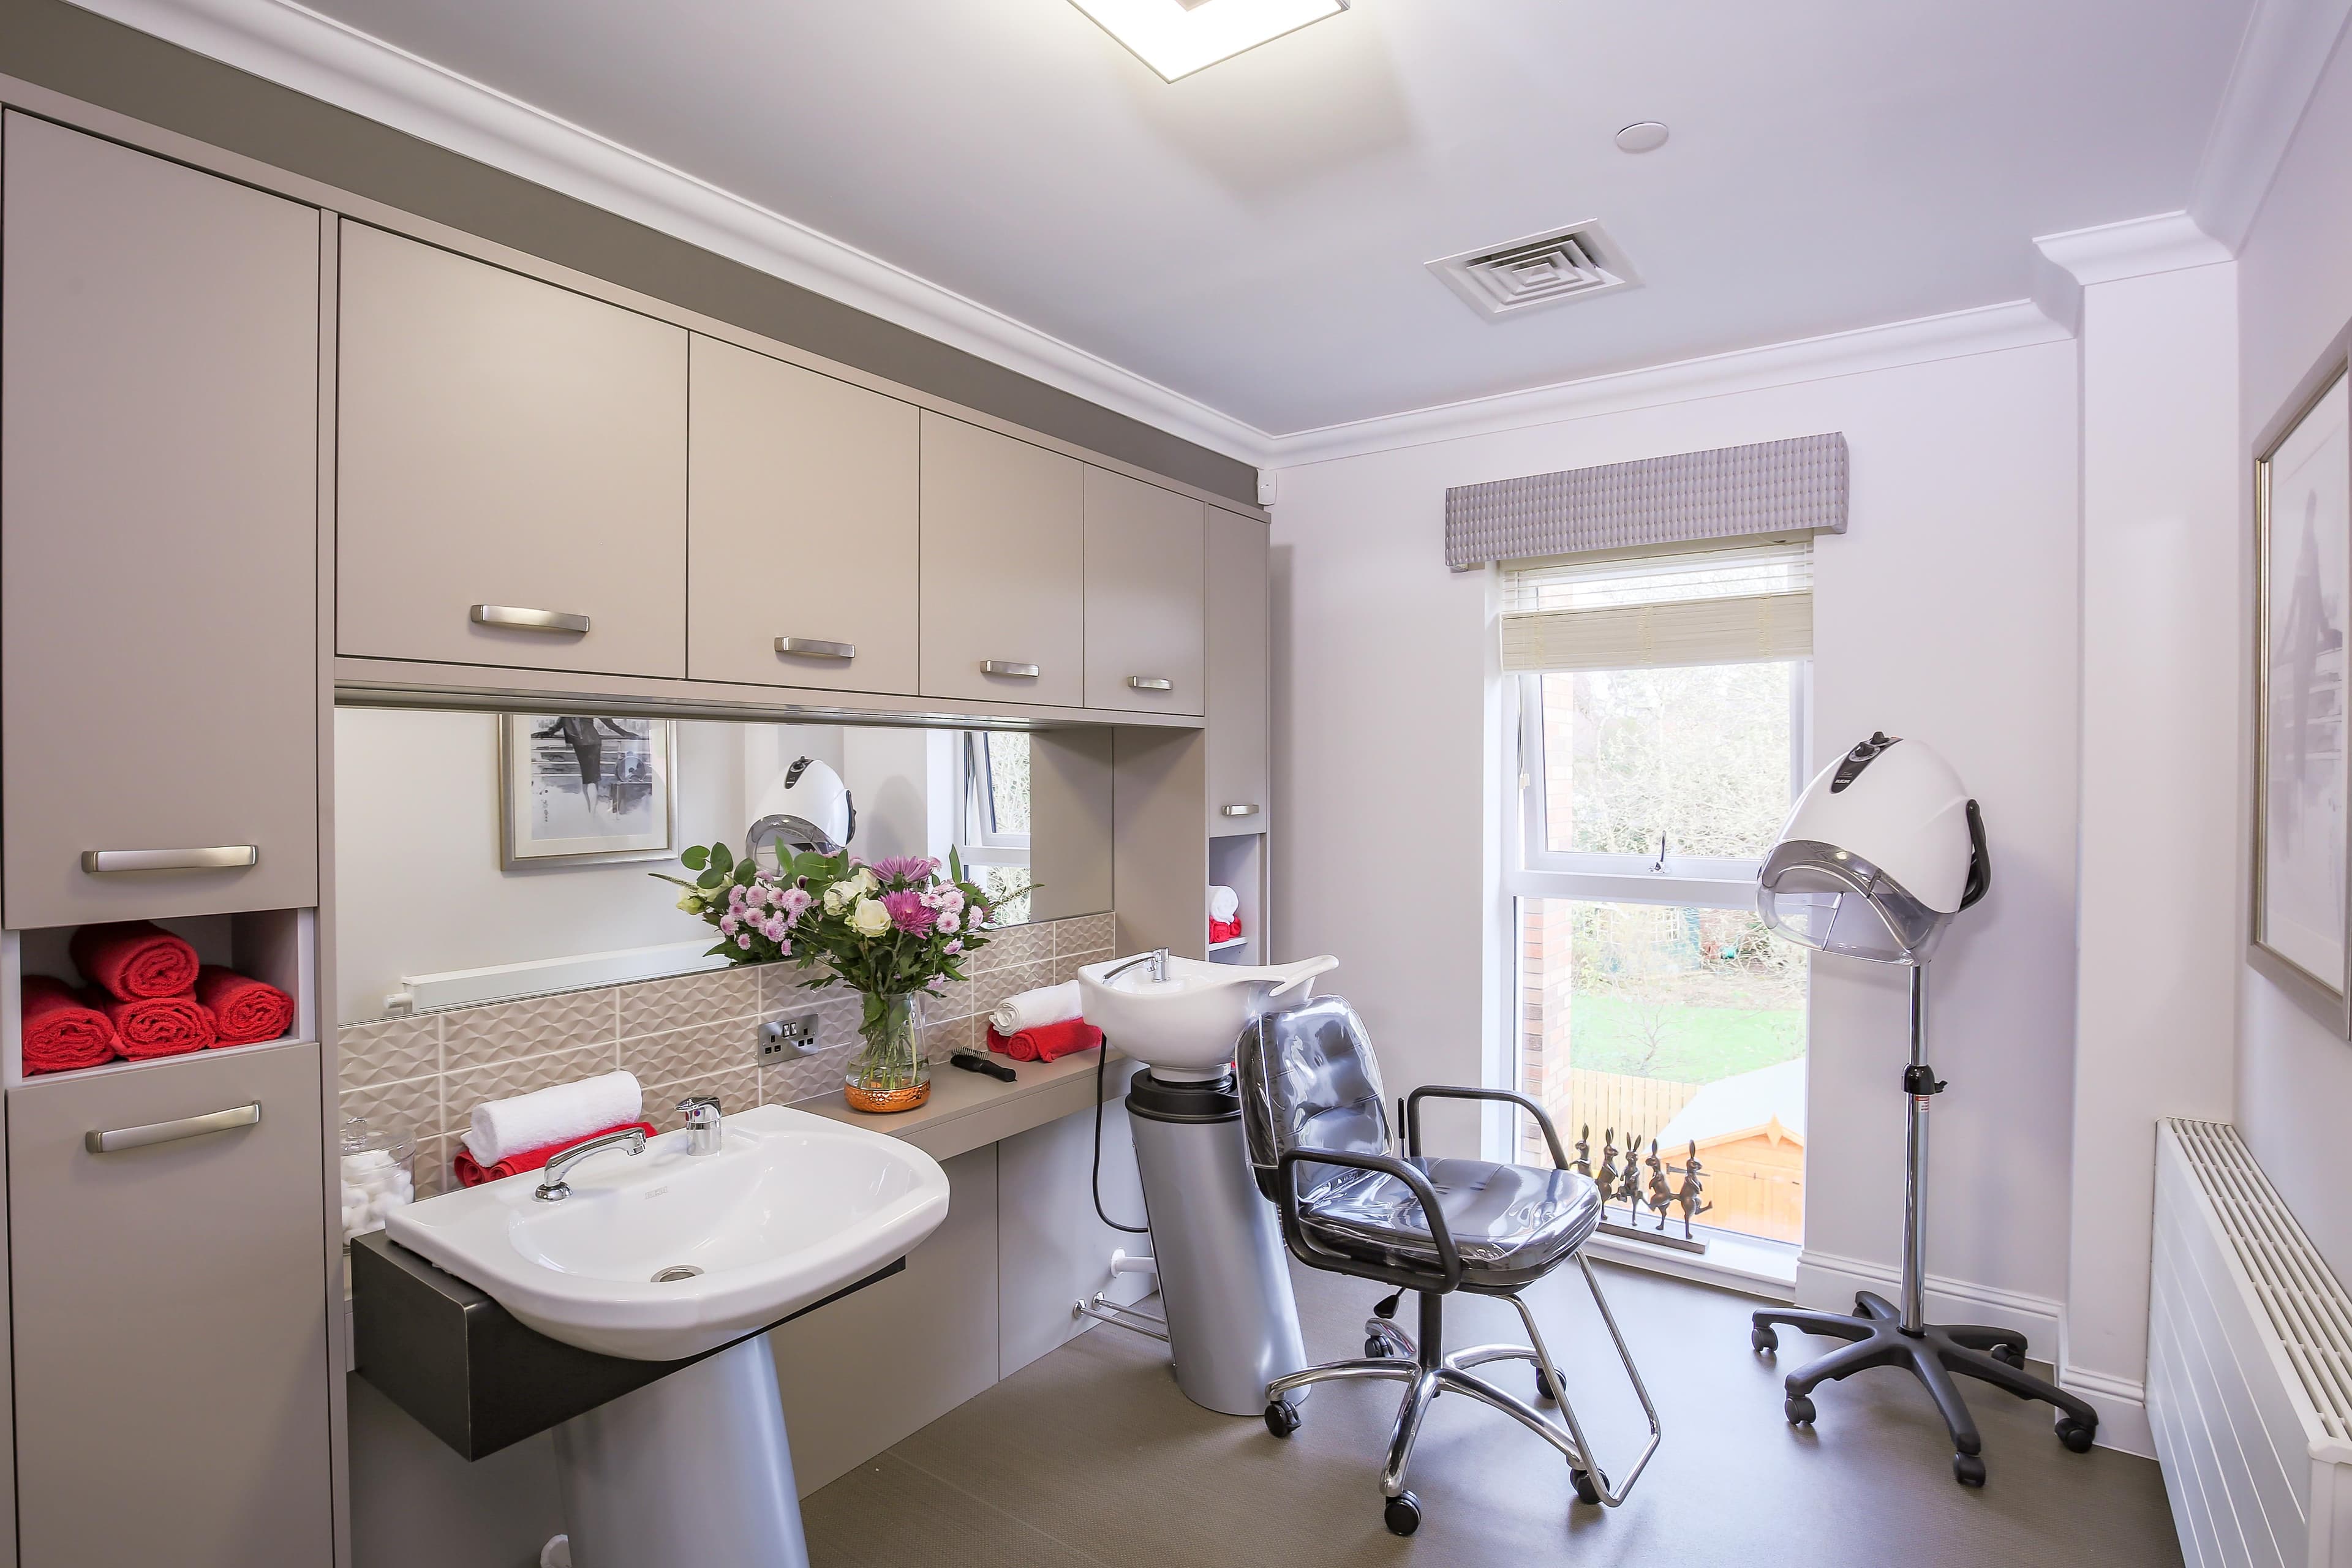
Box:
[1567,995,1804,1085]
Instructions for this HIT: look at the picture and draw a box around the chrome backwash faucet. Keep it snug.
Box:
[680,1095,723,1156]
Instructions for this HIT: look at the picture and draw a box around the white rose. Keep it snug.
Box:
[850,897,892,938]
[676,893,703,913]
[824,881,856,913]
[850,868,879,897]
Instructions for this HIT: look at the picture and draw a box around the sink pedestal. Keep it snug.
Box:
[553,1335,807,1568]
[1126,1069,1308,1416]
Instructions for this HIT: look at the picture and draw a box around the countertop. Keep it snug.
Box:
[793,1046,1131,1162]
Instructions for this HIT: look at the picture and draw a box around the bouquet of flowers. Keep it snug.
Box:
[655,843,1002,1112]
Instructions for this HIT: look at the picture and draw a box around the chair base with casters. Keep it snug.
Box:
[1752,1292,2098,1488]
[1235,998,1659,1538]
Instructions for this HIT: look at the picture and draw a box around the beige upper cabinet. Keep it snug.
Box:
[688,337,919,694]
[1206,507,1271,835]
[919,414,1085,707]
[336,222,688,677]
[1084,469,1205,716]
[1,114,321,929]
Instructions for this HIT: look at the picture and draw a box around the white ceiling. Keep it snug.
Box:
[277,0,2253,440]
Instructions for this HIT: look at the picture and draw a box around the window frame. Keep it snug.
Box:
[957,729,1031,869]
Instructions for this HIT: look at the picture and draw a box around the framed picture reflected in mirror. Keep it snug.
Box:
[499,715,679,870]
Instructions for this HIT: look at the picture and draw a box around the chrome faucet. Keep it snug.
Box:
[533,1126,649,1202]
[1102,947,1172,984]
[679,1094,723,1156]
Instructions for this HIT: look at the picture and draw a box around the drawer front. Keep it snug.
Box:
[337,221,688,677]
[9,1042,333,1568]
[1,114,321,928]
[1083,468,1205,715]
[687,337,920,694]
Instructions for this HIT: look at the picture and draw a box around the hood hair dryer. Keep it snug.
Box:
[1747,732,2098,1487]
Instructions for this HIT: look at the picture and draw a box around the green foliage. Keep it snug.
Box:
[680,845,709,871]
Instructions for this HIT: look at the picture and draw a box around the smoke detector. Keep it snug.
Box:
[1427,221,1640,320]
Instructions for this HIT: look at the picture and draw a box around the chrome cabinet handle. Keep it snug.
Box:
[981,661,1040,678]
[85,1101,262,1154]
[1221,804,1261,818]
[1127,677,1174,692]
[81,845,258,874]
[471,605,590,635]
[777,637,856,660]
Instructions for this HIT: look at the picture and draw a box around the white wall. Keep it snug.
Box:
[1270,338,2084,1319]
[2235,21,2352,1284]
[2057,251,2241,1449]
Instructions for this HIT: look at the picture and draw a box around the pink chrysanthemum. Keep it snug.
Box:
[881,889,934,933]
[872,854,938,887]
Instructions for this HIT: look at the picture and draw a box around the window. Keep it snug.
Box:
[959,731,1032,926]
[1504,541,1811,1247]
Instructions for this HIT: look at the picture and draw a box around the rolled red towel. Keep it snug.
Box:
[94,992,215,1060]
[21,974,121,1074]
[70,920,199,1001]
[987,1018,1103,1065]
[452,1120,660,1188]
[195,967,294,1047]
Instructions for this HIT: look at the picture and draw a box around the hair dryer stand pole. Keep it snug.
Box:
[1747,965,2101,1488]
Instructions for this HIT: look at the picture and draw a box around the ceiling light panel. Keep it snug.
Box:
[1069,0,1349,82]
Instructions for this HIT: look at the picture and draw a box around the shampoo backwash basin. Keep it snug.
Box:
[1080,951,1338,1417]
[388,1104,948,1568]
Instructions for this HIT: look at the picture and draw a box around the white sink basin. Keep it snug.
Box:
[1079,952,1338,1080]
[385,1104,948,1362]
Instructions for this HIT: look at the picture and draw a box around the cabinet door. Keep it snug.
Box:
[1,114,320,929]
[918,414,1085,707]
[688,337,919,693]
[10,1042,332,1568]
[1083,468,1205,715]
[1206,507,1270,834]
[337,222,688,677]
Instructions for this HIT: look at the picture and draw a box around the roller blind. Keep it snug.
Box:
[1501,540,1812,673]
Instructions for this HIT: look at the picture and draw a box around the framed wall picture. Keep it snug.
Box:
[2253,341,2352,1027]
[499,715,679,870]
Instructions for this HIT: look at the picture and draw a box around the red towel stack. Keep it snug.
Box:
[986,1019,1104,1064]
[27,922,296,1074]
[1210,915,1243,944]
[452,1120,660,1188]
[21,974,121,1073]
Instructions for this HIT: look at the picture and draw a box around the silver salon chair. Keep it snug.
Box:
[1237,995,1659,1537]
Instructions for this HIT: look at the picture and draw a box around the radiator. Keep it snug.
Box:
[2150,1119,2352,1567]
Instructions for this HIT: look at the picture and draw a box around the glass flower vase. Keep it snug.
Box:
[843,990,930,1114]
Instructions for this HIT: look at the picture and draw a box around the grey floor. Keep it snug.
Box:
[799,1260,2184,1568]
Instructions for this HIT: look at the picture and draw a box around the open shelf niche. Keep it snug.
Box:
[2,908,319,1088]
[1208,833,1268,965]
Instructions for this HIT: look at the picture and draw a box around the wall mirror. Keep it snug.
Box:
[333,707,1113,1023]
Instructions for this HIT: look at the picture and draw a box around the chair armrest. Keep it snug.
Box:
[1276,1147,1465,1292]
[1406,1085,1569,1169]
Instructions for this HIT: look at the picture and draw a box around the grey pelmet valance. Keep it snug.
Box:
[1444,431,1849,570]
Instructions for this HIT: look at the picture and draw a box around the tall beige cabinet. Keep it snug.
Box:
[0,114,334,1567]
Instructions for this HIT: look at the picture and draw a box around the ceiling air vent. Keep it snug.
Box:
[1427,221,1640,320]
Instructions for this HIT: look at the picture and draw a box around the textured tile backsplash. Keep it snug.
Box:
[338,911,1115,1195]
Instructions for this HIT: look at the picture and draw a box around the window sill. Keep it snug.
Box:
[1581,1224,1797,1302]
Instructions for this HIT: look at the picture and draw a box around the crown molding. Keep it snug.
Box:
[2191,0,2352,252]
[2033,212,2234,288]
[1262,299,2071,468]
[65,0,1281,465]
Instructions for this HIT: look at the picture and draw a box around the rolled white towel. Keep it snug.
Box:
[1208,884,1240,922]
[990,981,1082,1038]
[463,1069,643,1167]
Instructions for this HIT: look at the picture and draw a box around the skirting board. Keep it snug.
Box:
[1797,1250,2152,1458]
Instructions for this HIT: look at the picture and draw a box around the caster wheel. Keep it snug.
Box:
[1383,1492,1422,1537]
[1953,1453,1986,1488]
[1365,1336,1391,1359]
[1534,1368,1556,1404]
[1264,1401,1301,1439]
[1751,1325,1779,1354]
[2056,1417,2095,1453]
[1785,1393,1816,1427]
[1570,1468,1605,1506]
